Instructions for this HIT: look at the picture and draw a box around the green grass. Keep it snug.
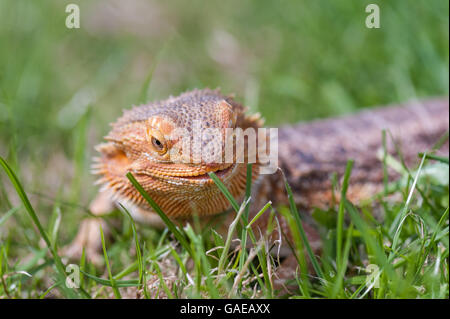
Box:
[0,0,448,299]
[0,146,448,298]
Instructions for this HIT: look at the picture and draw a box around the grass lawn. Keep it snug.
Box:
[0,0,448,299]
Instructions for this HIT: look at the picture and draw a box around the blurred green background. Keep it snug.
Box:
[0,0,448,209]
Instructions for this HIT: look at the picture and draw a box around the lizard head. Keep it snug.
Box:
[92,89,263,218]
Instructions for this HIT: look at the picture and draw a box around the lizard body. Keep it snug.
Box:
[256,98,449,210]
[66,89,449,266]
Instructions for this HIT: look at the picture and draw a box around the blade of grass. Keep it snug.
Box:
[414,206,449,279]
[239,164,253,272]
[169,245,188,280]
[208,171,273,296]
[229,242,262,298]
[280,169,324,279]
[49,206,61,251]
[99,225,121,298]
[136,43,168,104]
[80,270,140,287]
[113,246,170,280]
[331,223,353,298]
[0,156,87,298]
[150,260,174,299]
[389,152,427,260]
[39,281,61,299]
[118,204,144,286]
[345,199,395,280]
[279,207,311,297]
[126,172,193,257]
[382,130,389,194]
[0,206,19,226]
[79,248,86,290]
[217,197,251,274]
[208,172,240,211]
[431,131,449,151]
[337,160,354,268]
[246,201,272,229]
[184,224,220,298]
[418,153,449,164]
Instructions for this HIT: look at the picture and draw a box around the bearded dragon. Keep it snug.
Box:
[65,89,449,268]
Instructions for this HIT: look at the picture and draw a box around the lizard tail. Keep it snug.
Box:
[272,98,449,208]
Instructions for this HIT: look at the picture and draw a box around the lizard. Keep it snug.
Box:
[64,88,449,274]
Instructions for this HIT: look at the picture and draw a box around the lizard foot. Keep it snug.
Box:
[62,218,109,266]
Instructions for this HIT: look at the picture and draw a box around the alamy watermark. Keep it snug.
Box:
[365,4,380,29]
[65,264,80,289]
[147,119,279,175]
[65,4,80,29]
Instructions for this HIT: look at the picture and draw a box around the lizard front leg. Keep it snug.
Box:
[63,191,115,264]
[63,190,168,264]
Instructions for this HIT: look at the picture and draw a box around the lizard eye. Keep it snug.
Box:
[152,137,163,149]
[151,136,166,153]
[145,118,171,155]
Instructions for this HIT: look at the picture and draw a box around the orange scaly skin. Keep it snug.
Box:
[65,89,449,271]
[64,89,263,262]
[92,89,262,220]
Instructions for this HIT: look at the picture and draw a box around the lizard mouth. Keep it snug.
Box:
[176,163,236,182]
